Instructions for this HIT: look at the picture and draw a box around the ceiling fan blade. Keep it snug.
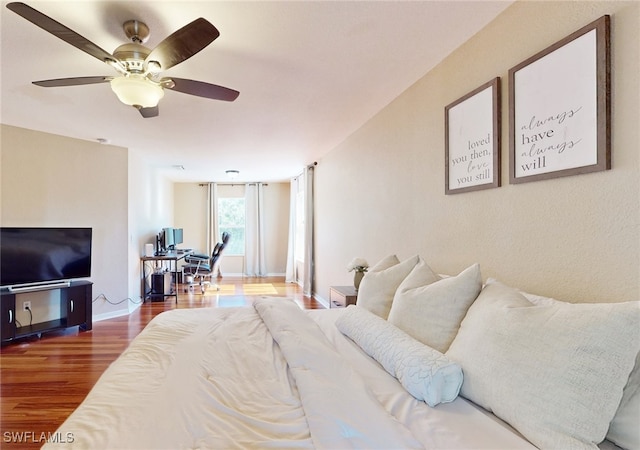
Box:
[33,76,112,87]
[146,18,219,71]
[166,78,239,102]
[138,106,159,118]
[6,2,118,66]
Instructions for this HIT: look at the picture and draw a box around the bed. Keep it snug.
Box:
[42,256,639,450]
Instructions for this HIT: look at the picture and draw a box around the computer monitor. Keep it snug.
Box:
[174,228,183,246]
[163,227,175,250]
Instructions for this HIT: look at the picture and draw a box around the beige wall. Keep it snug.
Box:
[129,149,175,311]
[1,124,131,320]
[264,182,290,275]
[1,126,175,319]
[174,182,208,252]
[315,1,639,304]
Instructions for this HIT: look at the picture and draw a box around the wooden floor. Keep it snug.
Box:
[0,277,321,449]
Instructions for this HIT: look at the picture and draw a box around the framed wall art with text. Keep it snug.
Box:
[445,77,501,195]
[508,15,610,184]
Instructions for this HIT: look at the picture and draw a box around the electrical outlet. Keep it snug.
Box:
[23,301,31,311]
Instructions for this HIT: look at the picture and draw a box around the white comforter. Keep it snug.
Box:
[43,298,536,449]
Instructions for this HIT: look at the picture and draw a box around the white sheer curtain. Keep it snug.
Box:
[303,164,315,296]
[245,183,267,277]
[206,183,219,255]
[285,176,298,283]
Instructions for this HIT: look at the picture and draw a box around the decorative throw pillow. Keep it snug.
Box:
[393,257,440,290]
[388,263,481,353]
[356,255,419,319]
[336,305,463,407]
[445,279,640,450]
[520,287,640,450]
[368,254,400,272]
[606,351,640,449]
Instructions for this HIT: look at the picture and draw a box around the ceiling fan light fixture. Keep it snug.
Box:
[7,3,238,119]
[110,75,164,108]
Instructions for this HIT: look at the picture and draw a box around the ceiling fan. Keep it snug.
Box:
[6,2,239,118]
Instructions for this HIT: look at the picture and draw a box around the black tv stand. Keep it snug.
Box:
[1,280,92,344]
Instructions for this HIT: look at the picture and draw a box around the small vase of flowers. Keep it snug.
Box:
[347,257,369,291]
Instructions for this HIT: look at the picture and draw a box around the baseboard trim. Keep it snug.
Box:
[219,273,287,278]
[93,308,132,323]
[313,293,330,309]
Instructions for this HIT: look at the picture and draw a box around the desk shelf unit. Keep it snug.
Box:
[1,280,92,344]
[141,250,192,302]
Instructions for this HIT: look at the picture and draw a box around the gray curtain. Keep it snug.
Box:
[245,183,267,277]
[206,183,219,256]
[285,176,299,283]
[303,165,314,296]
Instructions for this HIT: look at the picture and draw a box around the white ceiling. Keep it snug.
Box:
[1,1,513,183]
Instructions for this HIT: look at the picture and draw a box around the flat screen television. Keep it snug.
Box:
[1,227,92,290]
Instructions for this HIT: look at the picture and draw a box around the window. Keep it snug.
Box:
[217,197,245,255]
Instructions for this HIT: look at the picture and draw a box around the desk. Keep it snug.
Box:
[140,251,192,302]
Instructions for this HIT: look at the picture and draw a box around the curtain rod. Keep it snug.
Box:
[198,183,270,187]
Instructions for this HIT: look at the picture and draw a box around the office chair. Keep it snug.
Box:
[182,232,230,293]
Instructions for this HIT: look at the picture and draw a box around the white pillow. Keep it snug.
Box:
[519,285,640,449]
[606,351,640,449]
[394,256,440,289]
[368,254,400,271]
[356,255,419,319]
[445,279,640,450]
[388,263,481,353]
[336,305,463,407]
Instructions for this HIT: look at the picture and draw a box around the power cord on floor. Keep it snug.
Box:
[92,294,144,305]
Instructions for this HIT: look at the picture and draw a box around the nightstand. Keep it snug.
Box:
[329,285,358,308]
